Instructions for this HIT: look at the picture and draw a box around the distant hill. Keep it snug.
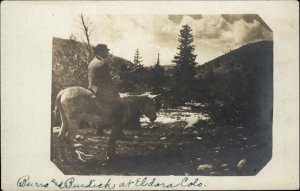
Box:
[197,41,273,78]
[162,64,175,70]
[161,64,175,77]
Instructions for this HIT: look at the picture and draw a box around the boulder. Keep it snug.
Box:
[75,135,84,140]
[237,159,247,170]
[197,164,213,171]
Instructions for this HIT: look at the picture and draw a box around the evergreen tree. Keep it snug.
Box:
[171,24,198,103]
[133,49,143,67]
[131,49,146,91]
[172,25,197,83]
[151,53,165,93]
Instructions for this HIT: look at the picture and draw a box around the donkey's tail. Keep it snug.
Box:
[53,90,66,128]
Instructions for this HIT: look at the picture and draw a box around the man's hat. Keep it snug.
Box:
[93,44,110,52]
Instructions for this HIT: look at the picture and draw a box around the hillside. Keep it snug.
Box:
[197,41,273,78]
[52,37,134,92]
[196,41,273,127]
[52,37,133,76]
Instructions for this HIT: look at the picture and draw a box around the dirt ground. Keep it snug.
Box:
[51,105,272,176]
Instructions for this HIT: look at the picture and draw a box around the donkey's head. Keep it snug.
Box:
[141,97,157,123]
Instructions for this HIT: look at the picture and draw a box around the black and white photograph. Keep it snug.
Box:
[1,1,299,190]
[51,14,273,176]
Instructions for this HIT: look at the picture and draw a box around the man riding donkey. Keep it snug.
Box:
[88,44,128,159]
[55,43,158,163]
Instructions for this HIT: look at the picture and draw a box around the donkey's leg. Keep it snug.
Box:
[65,119,81,163]
[106,124,122,160]
[106,102,124,160]
[58,120,68,163]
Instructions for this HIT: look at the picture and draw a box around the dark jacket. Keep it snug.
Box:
[88,56,121,104]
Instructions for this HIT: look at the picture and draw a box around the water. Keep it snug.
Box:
[140,103,210,127]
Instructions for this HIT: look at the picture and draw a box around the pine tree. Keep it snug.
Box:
[133,49,143,66]
[131,49,145,91]
[172,24,197,83]
[151,53,165,93]
[171,24,198,103]
[156,52,160,65]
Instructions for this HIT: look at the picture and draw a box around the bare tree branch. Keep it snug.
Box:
[80,14,93,58]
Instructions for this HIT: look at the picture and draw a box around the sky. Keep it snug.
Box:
[63,14,273,66]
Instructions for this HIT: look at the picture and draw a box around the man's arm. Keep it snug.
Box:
[88,60,99,94]
[88,84,98,94]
